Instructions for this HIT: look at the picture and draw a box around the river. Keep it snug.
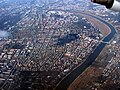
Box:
[55,13,117,90]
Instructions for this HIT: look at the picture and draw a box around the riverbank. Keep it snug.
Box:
[68,45,110,90]
[79,14,110,37]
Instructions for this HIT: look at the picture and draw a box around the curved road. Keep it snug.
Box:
[55,11,117,90]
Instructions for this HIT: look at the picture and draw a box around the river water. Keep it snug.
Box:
[55,13,117,90]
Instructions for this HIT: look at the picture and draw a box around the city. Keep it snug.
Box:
[0,0,120,90]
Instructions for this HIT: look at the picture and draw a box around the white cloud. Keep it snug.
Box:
[0,31,9,38]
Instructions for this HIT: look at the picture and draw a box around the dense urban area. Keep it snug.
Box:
[0,0,120,90]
